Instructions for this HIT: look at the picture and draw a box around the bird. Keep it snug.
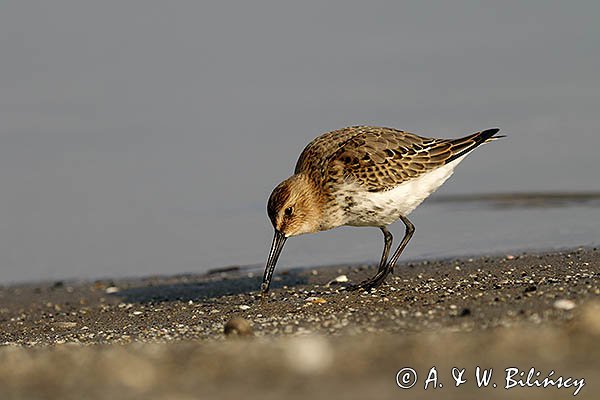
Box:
[261,125,503,293]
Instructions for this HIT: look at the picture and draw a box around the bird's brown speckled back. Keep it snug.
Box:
[295,126,499,192]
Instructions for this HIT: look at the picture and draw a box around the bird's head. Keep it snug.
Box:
[262,174,322,293]
[267,174,322,237]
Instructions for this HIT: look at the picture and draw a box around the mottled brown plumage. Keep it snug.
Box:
[262,125,503,293]
[295,125,500,192]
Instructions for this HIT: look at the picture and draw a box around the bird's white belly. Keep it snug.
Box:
[340,156,465,227]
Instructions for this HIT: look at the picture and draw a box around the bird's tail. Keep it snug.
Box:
[445,128,504,164]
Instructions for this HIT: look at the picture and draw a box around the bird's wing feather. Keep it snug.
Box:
[294,126,365,175]
[296,126,500,192]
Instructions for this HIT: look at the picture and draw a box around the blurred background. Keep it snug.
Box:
[0,1,598,283]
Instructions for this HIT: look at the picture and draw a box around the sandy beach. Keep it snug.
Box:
[1,247,599,399]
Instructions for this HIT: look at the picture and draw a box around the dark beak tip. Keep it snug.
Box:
[261,229,288,293]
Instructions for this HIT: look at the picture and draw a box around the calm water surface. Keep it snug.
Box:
[1,2,599,282]
[216,193,600,275]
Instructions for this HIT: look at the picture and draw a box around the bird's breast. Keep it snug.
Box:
[333,159,463,227]
[337,188,408,227]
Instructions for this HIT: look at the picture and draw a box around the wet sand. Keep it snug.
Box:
[1,247,599,399]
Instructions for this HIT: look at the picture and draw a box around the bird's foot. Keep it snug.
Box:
[343,273,389,292]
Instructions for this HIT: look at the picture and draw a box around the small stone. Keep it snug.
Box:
[326,275,348,286]
[305,296,327,304]
[553,299,576,311]
[105,286,119,294]
[52,322,77,329]
[239,305,251,310]
[224,317,254,337]
[523,285,537,293]
[459,308,471,317]
[132,311,143,315]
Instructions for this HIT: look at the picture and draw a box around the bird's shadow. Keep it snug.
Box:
[111,269,309,304]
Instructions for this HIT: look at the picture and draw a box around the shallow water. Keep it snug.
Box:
[1,2,599,283]
[238,192,600,274]
[6,191,599,284]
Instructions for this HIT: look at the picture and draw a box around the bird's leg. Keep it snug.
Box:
[351,215,415,290]
[385,215,415,274]
[377,226,393,273]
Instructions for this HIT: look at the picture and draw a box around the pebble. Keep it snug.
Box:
[105,286,120,294]
[52,322,78,329]
[224,318,254,337]
[553,299,576,311]
[305,297,327,304]
[326,275,348,286]
[239,305,251,310]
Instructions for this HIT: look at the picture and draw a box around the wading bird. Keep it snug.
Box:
[262,126,503,293]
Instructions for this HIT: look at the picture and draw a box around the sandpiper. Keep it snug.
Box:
[262,126,503,293]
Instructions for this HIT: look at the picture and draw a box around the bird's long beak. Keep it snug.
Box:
[261,230,287,293]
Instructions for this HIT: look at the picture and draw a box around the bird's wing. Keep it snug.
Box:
[294,126,366,176]
[301,126,500,192]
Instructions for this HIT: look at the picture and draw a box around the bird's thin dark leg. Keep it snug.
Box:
[377,226,393,273]
[386,215,415,272]
[352,215,415,290]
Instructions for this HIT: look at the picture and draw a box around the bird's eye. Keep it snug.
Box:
[284,207,293,216]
